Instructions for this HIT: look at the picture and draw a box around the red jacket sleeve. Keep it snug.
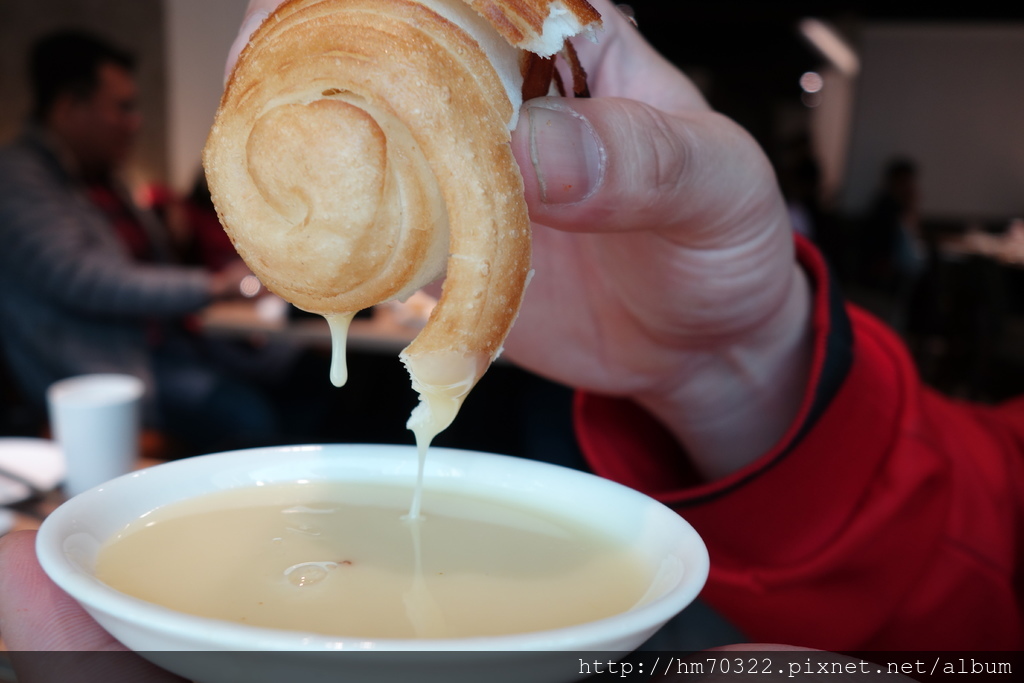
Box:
[574,238,1024,650]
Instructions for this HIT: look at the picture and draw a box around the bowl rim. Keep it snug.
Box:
[37,443,709,651]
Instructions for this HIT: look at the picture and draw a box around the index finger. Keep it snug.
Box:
[574,0,709,113]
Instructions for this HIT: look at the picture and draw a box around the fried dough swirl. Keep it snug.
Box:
[204,0,599,435]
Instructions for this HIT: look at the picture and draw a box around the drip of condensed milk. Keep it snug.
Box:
[401,514,449,637]
[325,313,357,387]
[323,315,492,632]
[402,350,487,519]
[325,313,486,520]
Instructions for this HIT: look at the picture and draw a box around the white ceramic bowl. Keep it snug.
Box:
[37,444,708,683]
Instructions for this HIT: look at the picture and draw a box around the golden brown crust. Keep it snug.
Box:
[204,0,535,371]
[465,0,601,52]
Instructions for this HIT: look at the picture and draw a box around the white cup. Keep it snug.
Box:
[47,373,145,497]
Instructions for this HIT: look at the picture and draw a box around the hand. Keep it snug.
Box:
[0,530,187,680]
[207,258,257,300]
[223,0,814,478]
[503,0,813,478]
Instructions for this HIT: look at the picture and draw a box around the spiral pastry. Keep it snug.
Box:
[204,0,600,437]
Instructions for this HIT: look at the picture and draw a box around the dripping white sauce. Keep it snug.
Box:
[325,312,480,521]
[325,312,357,387]
[405,379,471,520]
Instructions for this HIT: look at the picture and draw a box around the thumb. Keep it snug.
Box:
[511,97,781,245]
[0,531,188,679]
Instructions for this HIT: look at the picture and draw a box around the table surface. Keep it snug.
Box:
[4,456,165,536]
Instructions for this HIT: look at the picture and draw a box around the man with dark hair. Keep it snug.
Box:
[24,30,143,184]
[29,30,136,125]
[0,30,280,454]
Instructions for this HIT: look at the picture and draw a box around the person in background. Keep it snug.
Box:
[778,135,823,244]
[2,0,1024,672]
[861,157,926,297]
[143,172,242,273]
[145,170,330,439]
[0,30,280,455]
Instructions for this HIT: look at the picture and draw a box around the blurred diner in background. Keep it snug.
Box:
[0,28,286,456]
[3,0,1024,659]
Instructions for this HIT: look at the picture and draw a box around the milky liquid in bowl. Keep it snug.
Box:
[38,445,709,683]
[94,481,652,639]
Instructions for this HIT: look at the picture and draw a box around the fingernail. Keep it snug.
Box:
[526,102,604,204]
